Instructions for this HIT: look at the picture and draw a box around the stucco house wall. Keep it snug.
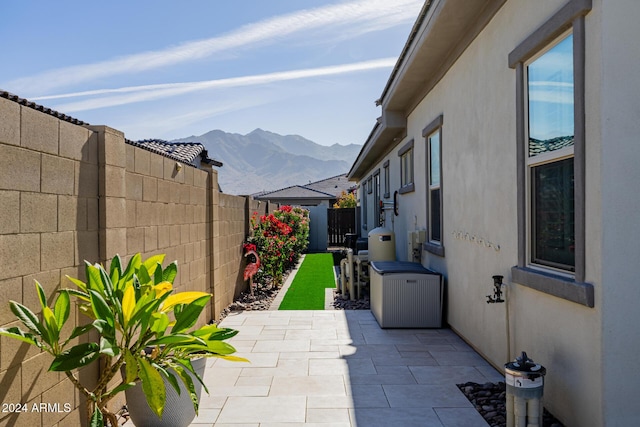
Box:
[598,0,640,424]
[358,147,423,263]
[350,0,639,425]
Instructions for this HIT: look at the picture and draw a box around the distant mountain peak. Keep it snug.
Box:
[171,129,361,195]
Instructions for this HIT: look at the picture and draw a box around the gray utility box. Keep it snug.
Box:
[370,261,443,328]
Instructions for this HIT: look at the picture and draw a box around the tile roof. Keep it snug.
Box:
[254,174,354,201]
[304,174,356,197]
[528,135,574,156]
[0,90,89,125]
[127,139,223,168]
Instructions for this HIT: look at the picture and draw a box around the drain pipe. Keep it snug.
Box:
[504,281,511,364]
[487,275,511,363]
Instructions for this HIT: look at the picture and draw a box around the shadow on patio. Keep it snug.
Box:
[187,309,503,426]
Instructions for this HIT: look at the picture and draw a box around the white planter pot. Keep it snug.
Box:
[124,357,207,427]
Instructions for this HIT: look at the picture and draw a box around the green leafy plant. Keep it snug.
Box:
[0,253,247,427]
[333,190,357,208]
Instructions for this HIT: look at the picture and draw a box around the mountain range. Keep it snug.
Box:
[172,129,362,195]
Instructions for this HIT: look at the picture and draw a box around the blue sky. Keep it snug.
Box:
[0,0,423,146]
[528,34,574,142]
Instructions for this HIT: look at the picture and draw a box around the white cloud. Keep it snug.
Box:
[528,81,573,89]
[529,88,574,105]
[8,0,422,94]
[120,98,271,139]
[46,58,397,112]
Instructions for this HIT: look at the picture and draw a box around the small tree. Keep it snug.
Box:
[333,190,357,208]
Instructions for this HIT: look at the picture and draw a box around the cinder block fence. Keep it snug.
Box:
[0,95,276,426]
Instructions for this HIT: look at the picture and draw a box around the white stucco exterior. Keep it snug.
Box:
[349,0,639,425]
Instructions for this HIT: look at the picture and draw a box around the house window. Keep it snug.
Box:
[527,34,575,270]
[398,139,414,194]
[532,157,574,269]
[423,115,445,257]
[361,181,368,231]
[509,0,592,307]
[428,130,441,243]
[383,160,390,199]
[373,170,381,227]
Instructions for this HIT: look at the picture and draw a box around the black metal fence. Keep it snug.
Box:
[327,207,356,246]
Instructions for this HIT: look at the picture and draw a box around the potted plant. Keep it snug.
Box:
[0,253,247,427]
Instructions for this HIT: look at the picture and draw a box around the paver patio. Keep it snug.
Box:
[179,309,503,427]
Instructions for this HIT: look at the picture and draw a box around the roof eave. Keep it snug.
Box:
[349,0,507,182]
[348,112,407,181]
[382,0,507,112]
[202,157,223,167]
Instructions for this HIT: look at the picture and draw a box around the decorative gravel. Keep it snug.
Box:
[457,381,564,427]
[215,286,279,324]
[331,291,370,309]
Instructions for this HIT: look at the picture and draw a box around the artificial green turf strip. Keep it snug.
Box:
[278,253,336,310]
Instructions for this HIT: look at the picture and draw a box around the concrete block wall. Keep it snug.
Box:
[0,97,100,427]
[123,142,212,321]
[0,96,265,426]
[211,196,276,320]
[212,193,246,319]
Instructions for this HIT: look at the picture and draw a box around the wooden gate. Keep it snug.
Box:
[327,207,356,246]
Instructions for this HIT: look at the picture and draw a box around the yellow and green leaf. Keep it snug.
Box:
[54,291,70,330]
[122,285,136,327]
[161,292,211,313]
[142,254,165,277]
[138,357,166,418]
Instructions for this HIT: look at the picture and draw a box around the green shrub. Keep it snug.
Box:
[245,205,309,287]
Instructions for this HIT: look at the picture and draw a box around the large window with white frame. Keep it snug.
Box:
[423,115,444,256]
[509,0,592,307]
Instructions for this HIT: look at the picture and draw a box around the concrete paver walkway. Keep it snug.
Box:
[187,310,502,426]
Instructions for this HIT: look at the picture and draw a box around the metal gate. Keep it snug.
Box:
[327,207,356,246]
[306,205,328,252]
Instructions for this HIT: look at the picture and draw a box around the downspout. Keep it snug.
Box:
[487,275,511,362]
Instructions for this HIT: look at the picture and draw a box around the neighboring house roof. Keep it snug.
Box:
[255,185,336,201]
[127,139,223,168]
[253,173,355,202]
[1,90,222,169]
[304,174,356,196]
[1,90,89,125]
[528,136,574,156]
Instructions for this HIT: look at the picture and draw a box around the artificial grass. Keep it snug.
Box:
[278,253,336,310]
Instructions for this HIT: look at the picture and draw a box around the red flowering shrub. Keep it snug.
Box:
[245,206,309,287]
